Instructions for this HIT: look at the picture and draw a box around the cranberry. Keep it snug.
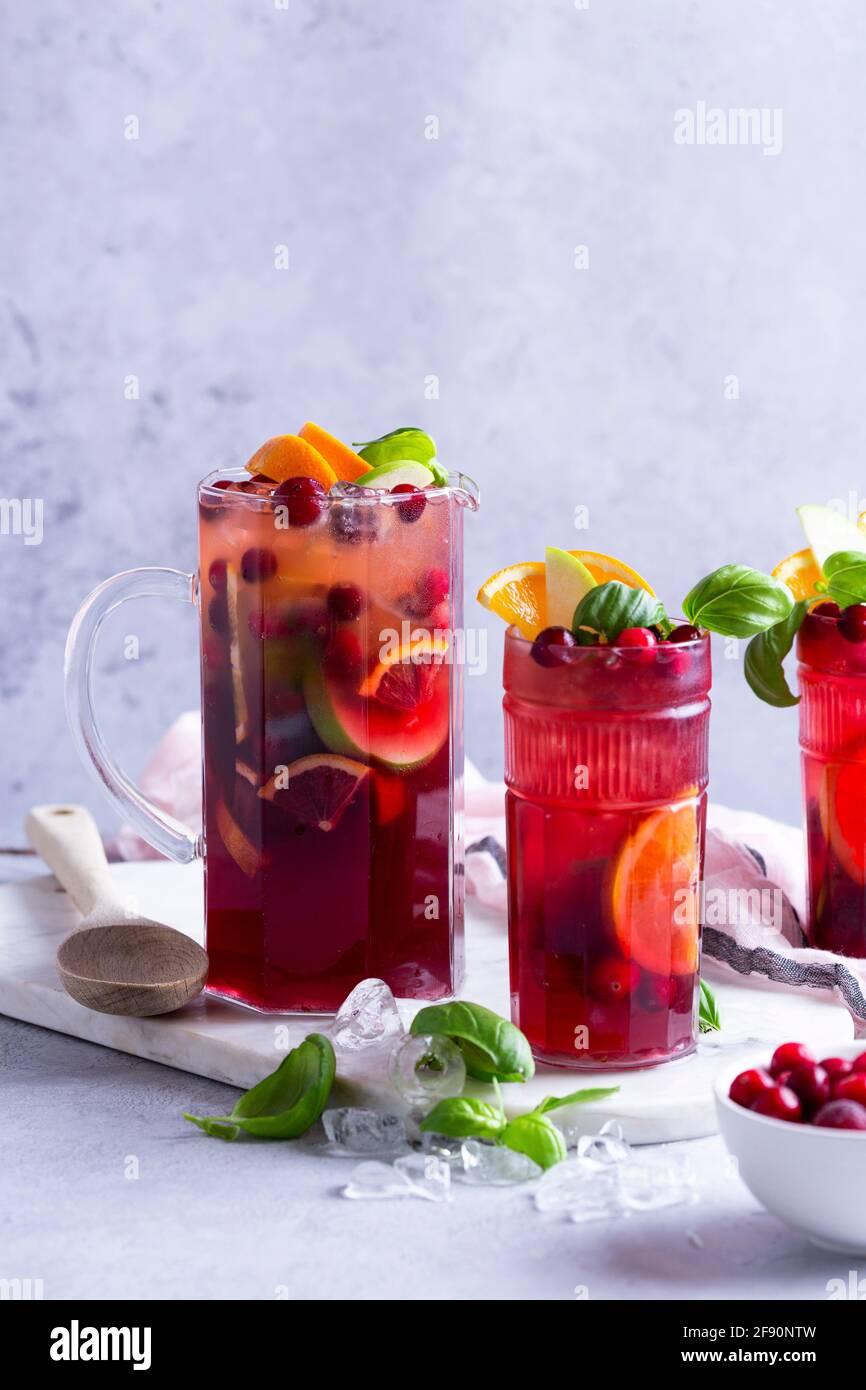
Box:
[668,624,702,644]
[769,1041,815,1078]
[838,604,866,643]
[786,1063,831,1115]
[274,475,325,528]
[530,626,579,667]
[327,583,365,623]
[832,1073,866,1106]
[240,547,278,583]
[324,630,363,682]
[208,594,228,634]
[751,1085,803,1123]
[775,1069,793,1088]
[212,478,234,492]
[851,1050,866,1073]
[413,567,449,615]
[811,601,841,619]
[587,956,641,1004]
[617,627,657,649]
[729,1067,776,1110]
[813,1099,866,1130]
[391,483,427,524]
[208,558,228,592]
[820,1056,854,1081]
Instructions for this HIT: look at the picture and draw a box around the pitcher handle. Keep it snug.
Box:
[64,567,202,864]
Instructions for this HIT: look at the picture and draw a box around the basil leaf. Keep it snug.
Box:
[698,980,721,1034]
[184,1033,336,1141]
[824,550,866,608]
[743,600,808,708]
[500,1113,566,1170]
[419,1095,506,1141]
[571,581,666,642]
[410,1001,535,1083]
[533,1087,619,1115]
[353,427,436,467]
[682,565,793,637]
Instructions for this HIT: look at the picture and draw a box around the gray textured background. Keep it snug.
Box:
[3,0,865,844]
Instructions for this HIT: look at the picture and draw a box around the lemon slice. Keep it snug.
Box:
[477,562,546,639]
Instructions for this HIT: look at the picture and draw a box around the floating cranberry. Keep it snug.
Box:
[811,601,841,619]
[751,1085,803,1123]
[530,625,579,667]
[587,956,641,1004]
[240,547,278,583]
[324,630,363,682]
[786,1063,831,1115]
[820,1055,854,1081]
[851,1050,866,1073]
[212,478,234,492]
[414,567,449,615]
[327,583,365,623]
[838,604,866,643]
[813,1099,866,1130]
[617,627,657,649]
[832,1073,866,1106]
[769,1041,815,1078]
[667,624,702,644]
[208,594,228,634]
[391,483,427,524]
[729,1067,776,1110]
[208,558,228,592]
[274,475,325,528]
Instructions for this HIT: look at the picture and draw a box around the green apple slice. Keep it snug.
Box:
[545,547,597,628]
[356,459,436,489]
[797,504,866,572]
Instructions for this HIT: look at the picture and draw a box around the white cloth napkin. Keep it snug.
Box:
[115,714,866,1034]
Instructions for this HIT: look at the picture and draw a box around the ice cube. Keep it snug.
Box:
[388,1033,466,1110]
[535,1159,623,1218]
[342,1161,414,1200]
[322,1108,408,1156]
[420,1131,466,1167]
[618,1151,698,1213]
[394,1152,452,1203]
[332,978,405,1051]
[576,1123,631,1168]
[460,1140,542,1186]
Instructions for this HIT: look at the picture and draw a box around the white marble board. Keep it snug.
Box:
[0,862,853,1143]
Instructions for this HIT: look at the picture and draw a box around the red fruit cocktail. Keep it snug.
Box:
[503,625,711,1068]
[65,425,478,1014]
[798,605,866,958]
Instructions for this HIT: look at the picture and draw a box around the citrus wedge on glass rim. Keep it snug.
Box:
[477,561,547,639]
[567,550,655,595]
[611,799,701,976]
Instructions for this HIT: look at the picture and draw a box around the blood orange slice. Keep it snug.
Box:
[258,753,369,831]
[820,760,866,885]
[611,801,701,976]
[358,633,449,708]
[215,796,260,877]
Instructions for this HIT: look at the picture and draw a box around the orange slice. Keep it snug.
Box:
[820,760,866,886]
[477,561,546,639]
[567,551,655,595]
[611,800,701,976]
[259,753,370,831]
[215,797,260,877]
[772,548,824,601]
[299,422,371,482]
[358,633,449,705]
[245,434,338,489]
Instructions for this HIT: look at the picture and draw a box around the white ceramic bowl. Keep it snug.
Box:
[715,1040,866,1254]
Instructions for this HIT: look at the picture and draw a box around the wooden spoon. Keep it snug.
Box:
[25,804,208,1017]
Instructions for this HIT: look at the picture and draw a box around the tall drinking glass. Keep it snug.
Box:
[503,626,711,1068]
[65,469,478,1012]
[798,609,866,957]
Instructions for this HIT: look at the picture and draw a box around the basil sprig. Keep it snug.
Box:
[420,1085,619,1170]
[823,550,866,608]
[411,1000,535,1083]
[698,980,721,1034]
[743,600,809,708]
[352,426,448,485]
[184,1033,336,1141]
[682,565,794,637]
[571,580,666,643]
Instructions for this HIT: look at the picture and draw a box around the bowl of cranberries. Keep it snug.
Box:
[715,1040,866,1253]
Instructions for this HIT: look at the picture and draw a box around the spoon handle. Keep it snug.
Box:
[25,804,117,920]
